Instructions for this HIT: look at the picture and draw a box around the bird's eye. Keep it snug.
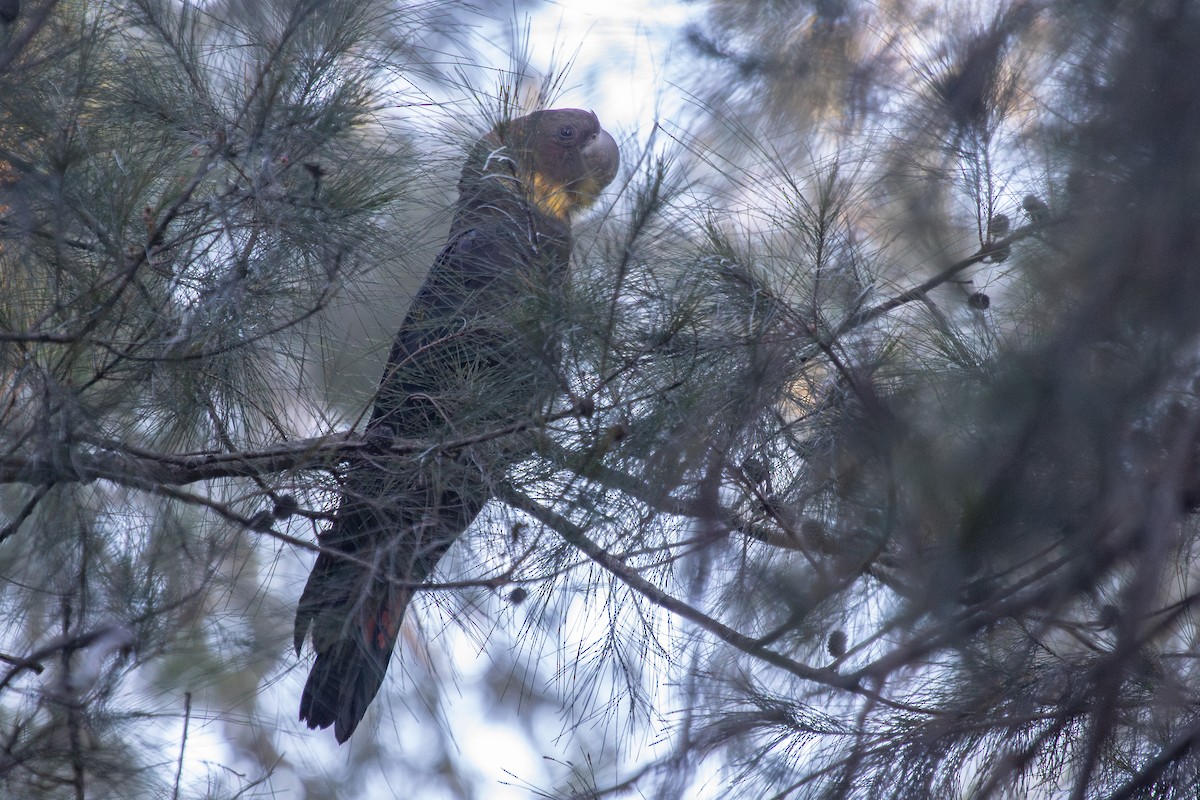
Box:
[557,125,576,139]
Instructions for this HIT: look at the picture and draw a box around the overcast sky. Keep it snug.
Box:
[471,0,697,134]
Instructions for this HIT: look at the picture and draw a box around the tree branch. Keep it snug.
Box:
[496,482,947,720]
[0,403,590,490]
[0,432,359,489]
[825,223,1043,343]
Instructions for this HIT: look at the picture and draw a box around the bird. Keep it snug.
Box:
[293,109,619,743]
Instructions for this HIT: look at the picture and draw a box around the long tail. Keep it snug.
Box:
[294,550,411,743]
[294,477,483,742]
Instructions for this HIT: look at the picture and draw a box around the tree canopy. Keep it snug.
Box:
[3,1,1200,798]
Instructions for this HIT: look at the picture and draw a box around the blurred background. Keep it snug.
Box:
[4,1,1200,798]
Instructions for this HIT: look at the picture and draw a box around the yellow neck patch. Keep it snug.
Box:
[527,172,606,221]
[527,172,576,221]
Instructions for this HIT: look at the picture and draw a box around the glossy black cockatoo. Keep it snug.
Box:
[294,109,620,742]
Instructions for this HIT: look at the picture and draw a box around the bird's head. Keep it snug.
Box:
[462,108,620,222]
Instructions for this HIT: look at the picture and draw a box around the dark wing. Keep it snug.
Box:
[293,224,561,742]
[370,227,536,435]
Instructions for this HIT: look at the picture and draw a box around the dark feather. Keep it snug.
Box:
[294,109,619,741]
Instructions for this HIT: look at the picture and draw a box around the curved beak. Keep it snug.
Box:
[582,126,620,193]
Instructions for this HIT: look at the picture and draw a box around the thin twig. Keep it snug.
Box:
[172,692,192,800]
